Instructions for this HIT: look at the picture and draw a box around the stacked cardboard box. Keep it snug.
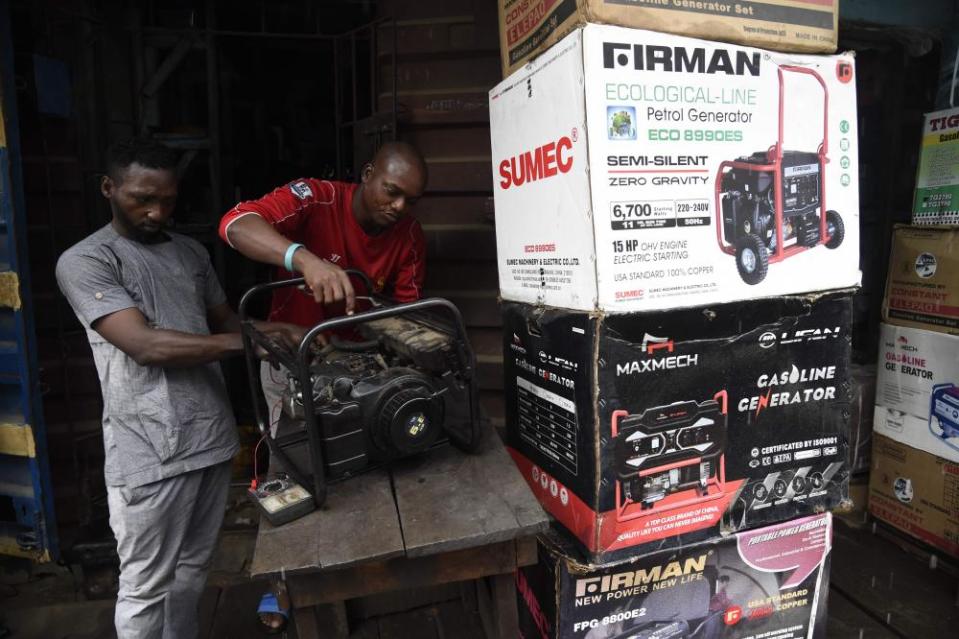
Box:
[869,226,959,557]
[490,7,856,636]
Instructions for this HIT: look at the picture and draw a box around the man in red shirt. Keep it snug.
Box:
[218,141,428,631]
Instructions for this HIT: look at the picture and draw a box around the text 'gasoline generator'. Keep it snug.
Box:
[612,391,728,521]
[716,65,845,285]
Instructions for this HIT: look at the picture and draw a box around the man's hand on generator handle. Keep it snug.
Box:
[292,250,356,315]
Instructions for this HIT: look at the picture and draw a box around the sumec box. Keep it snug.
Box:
[490,25,860,313]
[517,513,833,639]
[503,291,852,561]
[498,0,839,78]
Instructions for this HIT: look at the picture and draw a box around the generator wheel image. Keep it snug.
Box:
[825,210,844,249]
[735,234,769,285]
[932,418,945,438]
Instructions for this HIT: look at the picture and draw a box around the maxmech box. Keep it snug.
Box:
[517,513,833,639]
[882,226,959,336]
[503,290,852,562]
[498,0,839,78]
[490,25,860,313]
[912,108,959,226]
[868,435,959,559]
[874,323,959,463]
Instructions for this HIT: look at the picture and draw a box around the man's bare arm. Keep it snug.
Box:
[225,215,355,313]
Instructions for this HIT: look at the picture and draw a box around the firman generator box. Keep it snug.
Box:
[882,226,959,335]
[490,25,860,313]
[912,108,959,226]
[504,290,852,561]
[516,513,832,639]
[868,435,959,559]
[874,323,959,463]
[498,0,839,78]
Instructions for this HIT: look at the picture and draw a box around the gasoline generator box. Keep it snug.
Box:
[882,226,959,336]
[490,25,859,313]
[868,435,959,559]
[517,513,832,639]
[503,290,852,562]
[498,0,839,78]
[912,108,959,226]
[874,323,959,463]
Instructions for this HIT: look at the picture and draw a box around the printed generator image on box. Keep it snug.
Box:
[516,513,833,639]
[503,291,852,562]
[490,25,860,313]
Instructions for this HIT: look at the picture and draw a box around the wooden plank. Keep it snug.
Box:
[381,57,501,91]
[826,588,898,639]
[402,126,491,157]
[427,289,500,327]
[829,521,959,638]
[383,89,489,125]
[424,158,493,192]
[490,573,519,639]
[424,223,496,260]
[287,540,521,608]
[413,194,494,225]
[250,468,404,578]
[424,261,498,291]
[391,426,548,557]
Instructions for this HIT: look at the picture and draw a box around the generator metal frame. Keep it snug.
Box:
[714,65,838,276]
[238,271,481,507]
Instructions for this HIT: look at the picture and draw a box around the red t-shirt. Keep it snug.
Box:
[219,178,426,327]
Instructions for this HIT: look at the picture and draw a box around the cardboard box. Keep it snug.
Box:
[517,513,833,639]
[874,323,959,463]
[868,435,959,558]
[504,291,852,561]
[912,108,959,226]
[490,26,860,313]
[498,0,839,78]
[882,226,959,335]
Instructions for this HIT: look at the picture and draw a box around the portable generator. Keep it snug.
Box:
[611,391,728,521]
[715,65,844,285]
[930,383,959,441]
[239,272,483,511]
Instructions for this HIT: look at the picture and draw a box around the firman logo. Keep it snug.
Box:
[574,555,709,596]
[602,42,761,76]
[499,135,574,190]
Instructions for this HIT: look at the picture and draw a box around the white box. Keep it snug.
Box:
[874,323,959,463]
[490,25,861,312]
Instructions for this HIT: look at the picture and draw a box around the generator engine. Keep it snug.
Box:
[272,313,476,480]
[720,150,823,253]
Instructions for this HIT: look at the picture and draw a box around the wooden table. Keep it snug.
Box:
[250,429,549,638]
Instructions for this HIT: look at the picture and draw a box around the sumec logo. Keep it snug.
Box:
[498,131,575,190]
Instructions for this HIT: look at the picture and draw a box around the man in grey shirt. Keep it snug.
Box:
[56,138,298,639]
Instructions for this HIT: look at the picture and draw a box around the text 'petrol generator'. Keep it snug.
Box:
[612,391,728,521]
[716,65,844,285]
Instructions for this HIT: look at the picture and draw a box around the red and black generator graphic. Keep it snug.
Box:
[715,65,845,285]
[612,391,728,520]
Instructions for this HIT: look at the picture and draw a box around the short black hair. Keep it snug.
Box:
[105,137,177,181]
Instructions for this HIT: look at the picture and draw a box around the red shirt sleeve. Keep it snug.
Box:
[390,221,426,302]
[219,178,335,246]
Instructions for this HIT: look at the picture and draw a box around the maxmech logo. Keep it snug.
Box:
[574,554,709,599]
[616,334,699,376]
[602,42,761,76]
[498,135,573,190]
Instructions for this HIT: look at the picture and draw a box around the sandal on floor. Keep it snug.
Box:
[257,591,289,635]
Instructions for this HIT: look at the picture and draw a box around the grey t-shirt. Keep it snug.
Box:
[56,224,239,488]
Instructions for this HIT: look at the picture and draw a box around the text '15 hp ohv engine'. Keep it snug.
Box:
[716,65,844,284]
[239,271,483,523]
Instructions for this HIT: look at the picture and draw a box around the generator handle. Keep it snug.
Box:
[778,65,828,158]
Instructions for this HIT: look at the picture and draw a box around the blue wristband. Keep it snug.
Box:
[284,243,305,272]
